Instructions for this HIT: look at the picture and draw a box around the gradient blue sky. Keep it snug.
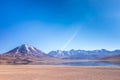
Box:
[0,0,120,53]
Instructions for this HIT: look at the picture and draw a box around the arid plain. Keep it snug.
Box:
[0,65,120,80]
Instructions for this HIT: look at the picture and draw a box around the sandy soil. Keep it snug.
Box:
[0,65,120,80]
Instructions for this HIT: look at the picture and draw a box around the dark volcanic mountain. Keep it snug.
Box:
[0,44,55,64]
[48,49,120,59]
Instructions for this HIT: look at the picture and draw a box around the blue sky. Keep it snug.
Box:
[0,0,120,53]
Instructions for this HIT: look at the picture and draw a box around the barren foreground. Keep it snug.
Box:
[0,65,120,80]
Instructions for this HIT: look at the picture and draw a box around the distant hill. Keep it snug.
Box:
[48,49,120,59]
[0,44,57,64]
[102,55,120,61]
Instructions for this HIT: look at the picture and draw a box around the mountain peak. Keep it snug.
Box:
[0,44,55,64]
[21,44,34,49]
[19,44,35,52]
[2,44,47,58]
[21,44,31,47]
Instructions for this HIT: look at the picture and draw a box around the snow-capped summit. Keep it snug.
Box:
[0,44,56,64]
[16,44,40,55]
[2,44,48,58]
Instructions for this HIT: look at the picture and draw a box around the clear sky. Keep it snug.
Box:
[0,0,120,53]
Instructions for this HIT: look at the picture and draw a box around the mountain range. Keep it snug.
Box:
[0,44,120,64]
[48,49,120,59]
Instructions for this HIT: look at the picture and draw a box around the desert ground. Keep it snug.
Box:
[0,65,120,80]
